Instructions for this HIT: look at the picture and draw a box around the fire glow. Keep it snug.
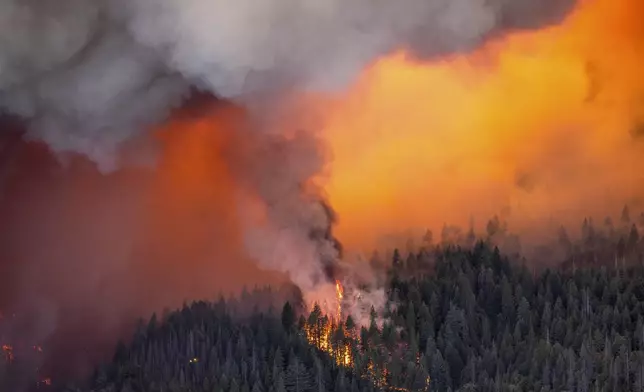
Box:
[318,0,644,251]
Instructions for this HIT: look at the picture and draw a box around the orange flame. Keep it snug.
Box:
[304,288,352,369]
[335,280,344,300]
[335,280,344,322]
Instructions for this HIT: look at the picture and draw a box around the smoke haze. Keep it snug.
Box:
[1,0,639,385]
[0,108,285,379]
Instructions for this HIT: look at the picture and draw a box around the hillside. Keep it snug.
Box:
[53,242,644,391]
[5,207,644,391]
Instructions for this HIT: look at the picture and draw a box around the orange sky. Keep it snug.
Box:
[316,0,644,251]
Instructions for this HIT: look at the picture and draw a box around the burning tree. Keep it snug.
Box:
[300,280,429,392]
[303,281,354,368]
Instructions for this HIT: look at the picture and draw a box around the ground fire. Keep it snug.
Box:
[1,312,52,390]
[3,343,14,363]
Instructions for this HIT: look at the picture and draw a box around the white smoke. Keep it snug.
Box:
[0,0,575,325]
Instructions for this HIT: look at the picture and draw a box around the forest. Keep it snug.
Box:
[4,206,644,392]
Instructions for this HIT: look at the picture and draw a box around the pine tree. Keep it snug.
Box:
[622,205,631,225]
[282,302,295,332]
[285,355,312,392]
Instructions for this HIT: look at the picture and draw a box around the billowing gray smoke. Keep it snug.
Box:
[1,0,574,161]
[0,0,575,381]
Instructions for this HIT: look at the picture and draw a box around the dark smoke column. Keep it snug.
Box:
[309,201,344,283]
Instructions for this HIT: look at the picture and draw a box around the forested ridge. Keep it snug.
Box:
[6,208,644,391]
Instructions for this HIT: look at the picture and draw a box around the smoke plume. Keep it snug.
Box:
[0,0,583,383]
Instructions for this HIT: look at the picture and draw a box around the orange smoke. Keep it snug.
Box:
[319,0,644,251]
[134,103,284,310]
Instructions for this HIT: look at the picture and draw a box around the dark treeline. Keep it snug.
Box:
[0,284,306,392]
[67,299,373,392]
[5,207,644,391]
[375,204,644,273]
[62,244,644,391]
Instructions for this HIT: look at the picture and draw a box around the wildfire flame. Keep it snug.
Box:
[303,281,426,390]
[2,344,14,363]
[304,279,352,368]
[335,280,344,321]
